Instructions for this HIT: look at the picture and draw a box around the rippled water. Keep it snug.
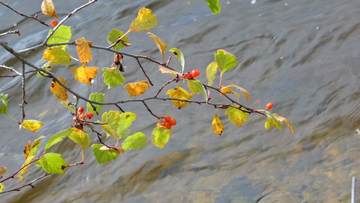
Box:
[1,0,360,202]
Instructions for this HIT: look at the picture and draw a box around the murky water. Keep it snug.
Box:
[1,0,360,202]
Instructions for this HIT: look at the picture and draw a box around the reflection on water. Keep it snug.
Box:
[1,0,360,202]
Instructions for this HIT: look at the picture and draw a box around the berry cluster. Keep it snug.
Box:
[157,116,177,129]
[183,69,200,79]
[73,106,93,122]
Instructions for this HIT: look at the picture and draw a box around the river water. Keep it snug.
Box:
[1,0,360,202]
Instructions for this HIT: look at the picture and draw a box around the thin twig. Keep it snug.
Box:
[20,62,26,124]
[155,79,176,97]
[0,173,51,194]
[142,101,159,119]
[135,58,153,86]
[0,29,20,37]
[115,104,125,113]
[0,1,48,26]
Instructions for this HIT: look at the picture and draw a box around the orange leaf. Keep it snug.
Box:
[75,37,92,63]
[212,113,224,136]
[50,77,68,102]
[41,0,59,19]
[221,84,250,102]
[148,32,168,61]
[124,81,151,97]
[71,64,99,85]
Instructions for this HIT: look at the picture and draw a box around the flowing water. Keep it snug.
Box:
[1,0,360,202]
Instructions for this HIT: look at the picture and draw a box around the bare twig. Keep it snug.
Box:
[0,1,48,26]
[0,30,20,37]
[155,79,176,97]
[20,62,26,124]
[142,101,159,119]
[135,58,153,86]
[0,173,51,194]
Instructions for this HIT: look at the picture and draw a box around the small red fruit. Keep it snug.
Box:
[267,103,273,109]
[164,121,171,129]
[50,20,58,26]
[184,72,192,79]
[86,112,94,119]
[164,116,171,122]
[170,119,177,126]
[78,107,84,114]
[80,114,86,120]
[73,116,77,122]
[190,69,200,78]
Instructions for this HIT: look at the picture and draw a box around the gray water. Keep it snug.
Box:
[1,0,360,202]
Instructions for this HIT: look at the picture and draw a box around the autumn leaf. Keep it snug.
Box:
[206,0,221,14]
[148,32,168,63]
[129,7,158,32]
[107,29,131,51]
[274,113,295,134]
[263,110,282,131]
[50,77,68,103]
[69,127,90,153]
[0,166,7,175]
[215,49,238,74]
[206,62,218,86]
[212,113,224,136]
[225,105,249,128]
[27,135,46,158]
[0,183,4,193]
[221,84,250,102]
[169,48,185,73]
[71,64,99,85]
[42,47,71,66]
[41,0,59,19]
[18,155,35,182]
[20,120,44,133]
[102,67,125,89]
[188,80,208,102]
[166,86,192,109]
[75,37,92,63]
[159,65,181,75]
[125,81,150,97]
[151,125,171,148]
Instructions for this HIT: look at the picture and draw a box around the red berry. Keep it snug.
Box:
[267,103,273,109]
[78,107,84,114]
[86,112,94,119]
[50,20,58,26]
[164,116,171,122]
[190,69,200,78]
[73,116,77,122]
[170,119,177,126]
[184,72,192,79]
[80,114,86,120]
[164,121,171,129]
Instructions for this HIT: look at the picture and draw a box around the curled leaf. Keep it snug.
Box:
[274,113,295,134]
[129,8,158,32]
[148,32,168,62]
[212,113,224,136]
[221,84,250,102]
[50,77,68,103]
[75,37,92,63]
[125,81,150,97]
[166,86,192,109]
[71,64,99,85]
[41,0,59,19]
[169,48,185,73]
[159,65,181,75]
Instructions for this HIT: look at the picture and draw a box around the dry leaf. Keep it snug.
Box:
[148,32,168,62]
[41,0,59,19]
[75,37,92,63]
[50,77,68,103]
[71,64,99,85]
[124,81,151,97]
[212,113,224,136]
[159,65,181,75]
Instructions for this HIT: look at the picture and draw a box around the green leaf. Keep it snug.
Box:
[120,129,131,139]
[188,80,208,102]
[117,112,137,139]
[36,153,67,174]
[151,126,171,148]
[225,105,249,128]
[206,62,217,86]
[42,47,71,67]
[87,93,105,115]
[107,29,131,51]
[263,110,282,131]
[102,67,125,89]
[0,89,8,115]
[68,127,90,151]
[61,101,75,113]
[45,128,73,151]
[37,61,53,78]
[91,144,119,164]
[47,25,72,50]
[169,48,185,73]
[214,49,238,74]
[205,0,221,14]
[101,111,121,139]
[28,135,45,158]
[122,132,147,150]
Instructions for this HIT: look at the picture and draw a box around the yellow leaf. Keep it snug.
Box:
[0,183,3,193]
[20,120,44,133]
[0,166,7,175]
[75,37,92,63]
[18,174,23,182]
[148,32,168,61]
[41,0,59,19]
[273,114,295,134]
[50,77,68,103]
[129,8,158,32]
[221,84,250,102]
[166,86,192,109]
[124,81,151,97]
[159,65,181,75]
[212,113,224,136]
[18,155,35,182]
[42,48,71,67]
[71,64,99,85]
